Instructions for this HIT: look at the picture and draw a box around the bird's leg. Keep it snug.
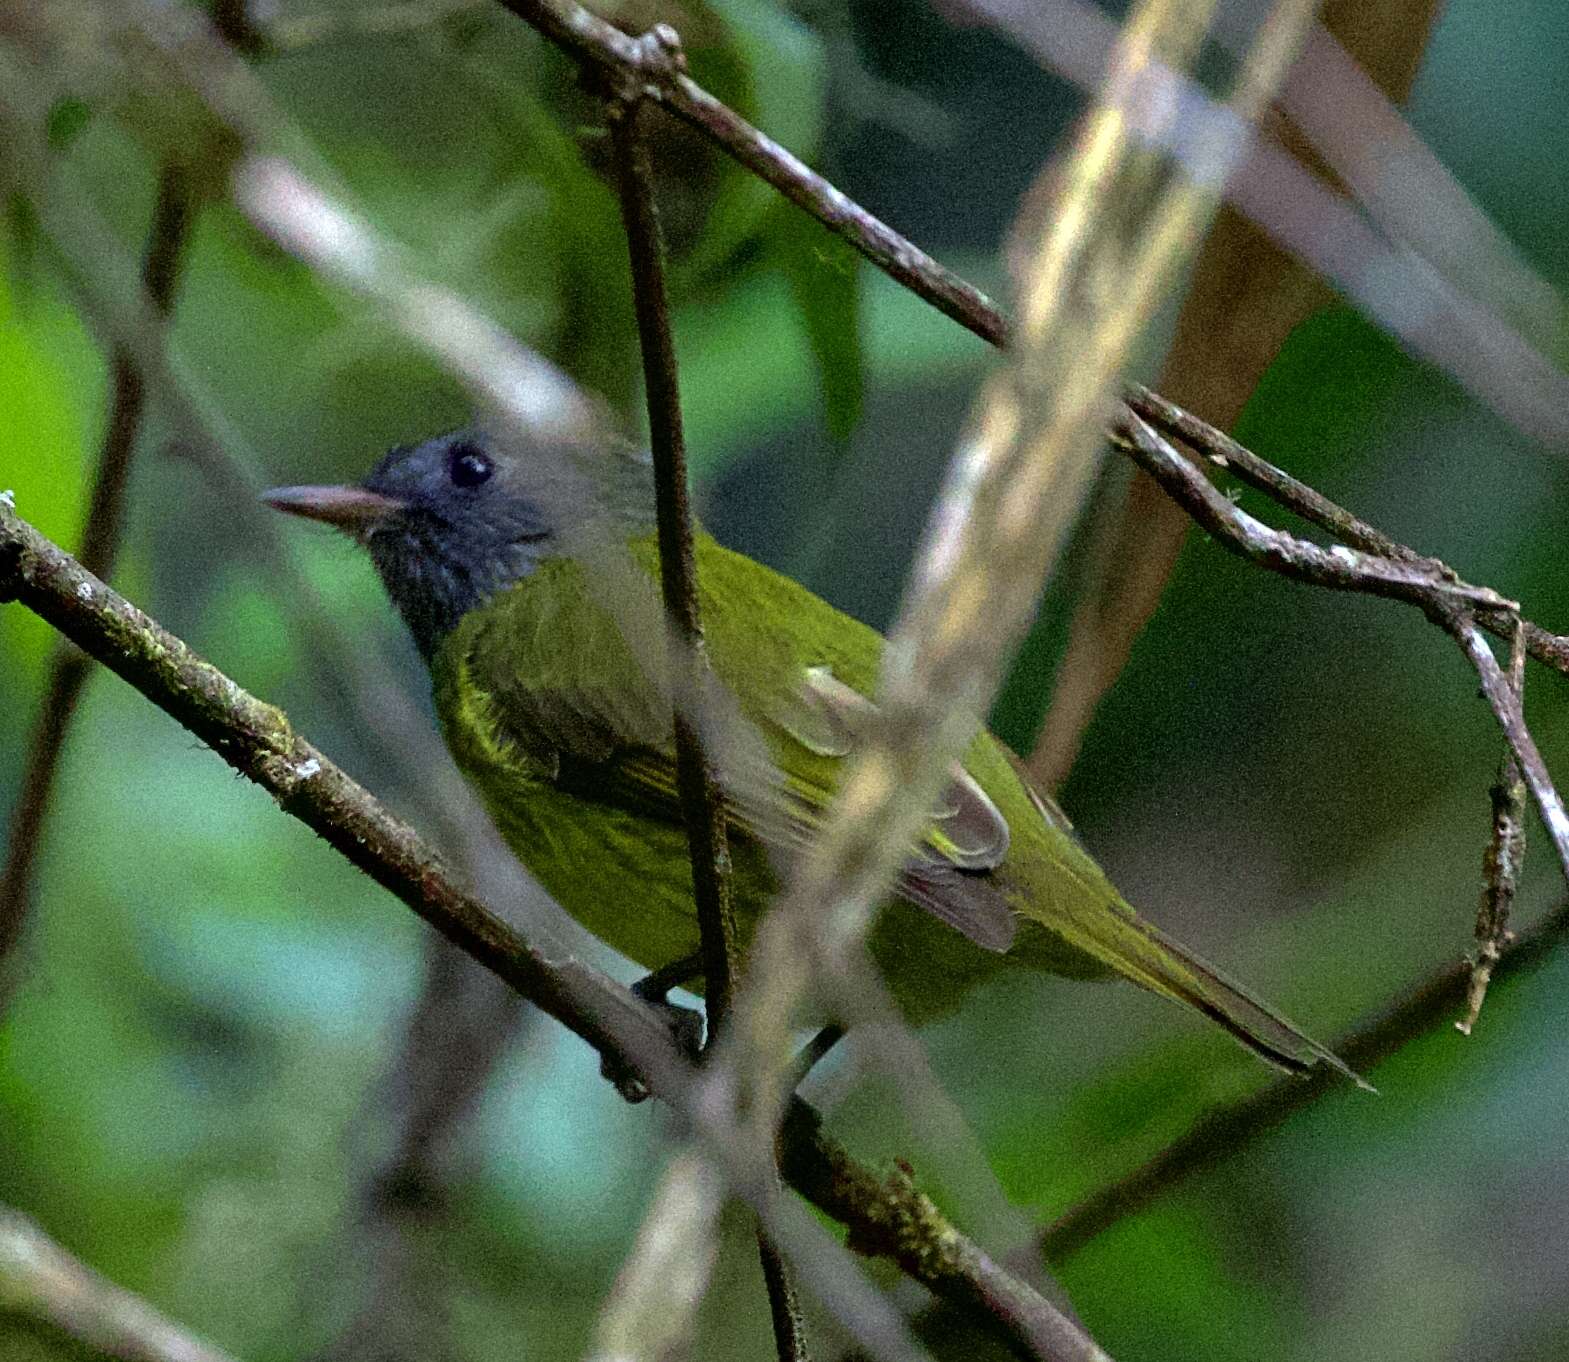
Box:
[602,951,706,1103]
[604,962,845,1101]
[631,951,704,1005]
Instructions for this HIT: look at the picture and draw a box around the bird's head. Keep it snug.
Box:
[264,428,651,658]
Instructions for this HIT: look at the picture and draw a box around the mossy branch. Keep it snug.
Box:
[0,500,1095,1362]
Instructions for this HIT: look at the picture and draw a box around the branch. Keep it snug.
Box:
[609,84,809,1362]
[0,502,652,1067]
[1038,894,1569,1263]
[0,160,194,997]
[1444,618,1569,889]
[1125,383,1569,679]
[0,1204,238,1362]
[778,1104,1111,1362]
[0,503,1087,1362]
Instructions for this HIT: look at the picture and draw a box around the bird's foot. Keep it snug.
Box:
[602,952,705,1103]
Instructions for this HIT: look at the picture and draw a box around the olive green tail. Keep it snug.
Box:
[1134,921,1371,1090]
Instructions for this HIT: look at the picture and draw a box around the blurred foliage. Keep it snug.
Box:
[2,1,1569,1361]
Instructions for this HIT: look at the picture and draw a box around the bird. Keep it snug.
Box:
[264,426,1355,1081]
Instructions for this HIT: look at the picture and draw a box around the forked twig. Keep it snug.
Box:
[1115,408,1569,892]
[1019,414,1569,1273]
[1458,625,1526,1035]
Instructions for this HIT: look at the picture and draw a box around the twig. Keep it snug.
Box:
[1124,384,1417,561]
[1038,893,1569,1263]
[0,504,1086,1362]
[608,78,740,1041]
[0,160,193,1001]
[0,1204,238,1362]
[494,0,1569,449]
[610,81,809,1362]
[1112,412,1514,614]
[1459,625,1526,1034]
[1125,384,1569,678]
[1445,618,1569,889]
[1116,411,1569,890]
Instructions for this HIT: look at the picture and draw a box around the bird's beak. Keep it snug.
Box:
[261,484,406,537]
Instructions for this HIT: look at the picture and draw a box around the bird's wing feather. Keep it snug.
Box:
[460,549,1018,953]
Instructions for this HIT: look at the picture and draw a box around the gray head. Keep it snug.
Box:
[264,428,654,659]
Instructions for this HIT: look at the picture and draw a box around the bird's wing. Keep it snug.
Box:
[458,562,1018,953]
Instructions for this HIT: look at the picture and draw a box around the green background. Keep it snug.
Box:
[4,0,1569,1358]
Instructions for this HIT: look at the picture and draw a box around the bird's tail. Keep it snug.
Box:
[1117,915,1369,1088]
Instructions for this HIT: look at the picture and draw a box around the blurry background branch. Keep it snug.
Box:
[1038,892,1569,1264]
[0,160,193,1003]
[0,1205,238,1362]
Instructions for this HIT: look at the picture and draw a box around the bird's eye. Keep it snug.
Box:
[447,443,494,489]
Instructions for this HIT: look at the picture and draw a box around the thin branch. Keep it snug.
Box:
[1116,411,1569,890]
[1445,618,1569,888]
[1112,412,1514,614]
[608,83,740,1041]
[757,1231,811,1362]
[0,503,1084,1362]
[610,83,809,1361]
[1125,383,1569,678]
[0,160,193,1000]
[1458,625,1526,1035]
[1038,893,1569,1263]
[1124,384,1418,561]
[0,1204,238,1362]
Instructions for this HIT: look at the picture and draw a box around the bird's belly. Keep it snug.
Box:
[480,779,721,974]
[472,774,1039,1025]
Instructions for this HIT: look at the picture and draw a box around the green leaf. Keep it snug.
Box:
[0,246,106,690]
[773,204,863,442]
[45,97,92,153]
[675,0,830,281]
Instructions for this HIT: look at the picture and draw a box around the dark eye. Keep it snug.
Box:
[447,443,493,489]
